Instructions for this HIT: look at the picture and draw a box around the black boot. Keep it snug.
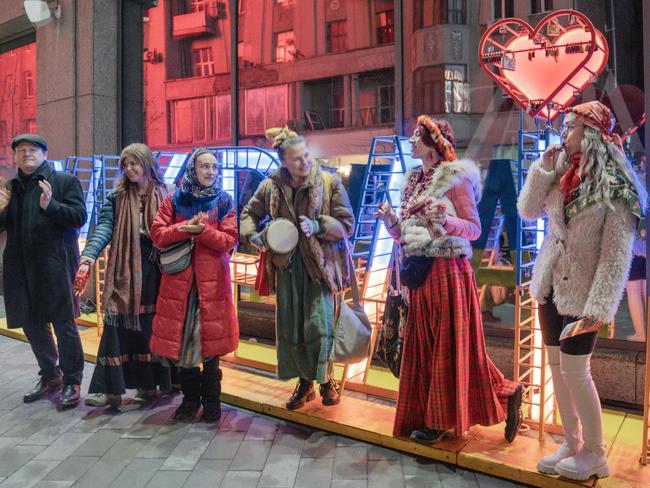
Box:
[319,379,341,406]
[286,378,315,410]
[201,358,222,423]
[410,428,448,445]
[505,384,523,443]
[174,367,201,421]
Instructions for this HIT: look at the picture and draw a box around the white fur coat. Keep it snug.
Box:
[517,160,636,322]
[400,159,482,259]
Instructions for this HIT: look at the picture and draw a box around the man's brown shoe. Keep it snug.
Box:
[58,385,81,409]
[23,376,63,403]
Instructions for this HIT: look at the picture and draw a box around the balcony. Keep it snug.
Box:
[172,10,216,40]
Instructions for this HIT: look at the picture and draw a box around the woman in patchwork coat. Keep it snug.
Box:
[517,101,646,481]
[376,116,522,446]
[240,127,355,411]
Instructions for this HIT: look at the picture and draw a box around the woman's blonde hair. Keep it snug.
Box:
[564,113,647,211]
[115,143,165,193]
[265,126,305,162]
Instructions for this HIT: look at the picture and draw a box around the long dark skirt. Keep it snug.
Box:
[88,237,170,395]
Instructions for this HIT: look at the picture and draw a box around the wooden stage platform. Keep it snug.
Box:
[1,322,649,488]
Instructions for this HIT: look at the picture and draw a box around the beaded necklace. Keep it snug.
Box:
[400,162,441,219]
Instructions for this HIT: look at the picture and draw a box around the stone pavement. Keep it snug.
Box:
[0,335,529,487]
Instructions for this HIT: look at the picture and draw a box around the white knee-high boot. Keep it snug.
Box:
[537,346,583,474]
[554,353,609,480]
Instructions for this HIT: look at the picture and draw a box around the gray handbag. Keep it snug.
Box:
[159,237,195,274]
[329,253,373,364]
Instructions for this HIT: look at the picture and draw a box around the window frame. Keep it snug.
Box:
[187,0,208,13]
[273,30,295,63]
[190,47,215,77]
[23,70,34,98]
[326,20,348,54]
[493,0,515,20]
[530,0,553,14]
[375,9,395,46]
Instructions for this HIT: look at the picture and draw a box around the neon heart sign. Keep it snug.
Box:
[479,10,609,121]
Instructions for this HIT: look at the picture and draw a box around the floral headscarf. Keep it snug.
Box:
[172,148,233,224]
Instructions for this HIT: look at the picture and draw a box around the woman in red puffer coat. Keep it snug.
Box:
[151,148,238,422]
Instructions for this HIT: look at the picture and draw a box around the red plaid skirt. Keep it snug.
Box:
[393,257,518,437]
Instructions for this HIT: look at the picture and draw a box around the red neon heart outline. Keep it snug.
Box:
[478,10,609,121]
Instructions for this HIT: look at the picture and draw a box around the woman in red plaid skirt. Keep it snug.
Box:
[376,116,523,445]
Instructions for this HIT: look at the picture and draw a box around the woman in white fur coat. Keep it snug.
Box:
[517,101,646,481]
[376,116,522,446]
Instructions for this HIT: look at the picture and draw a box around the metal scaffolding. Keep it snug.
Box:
[513,111,561,440]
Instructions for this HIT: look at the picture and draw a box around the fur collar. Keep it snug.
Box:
[268,164,325,219]
[401,158,482,203]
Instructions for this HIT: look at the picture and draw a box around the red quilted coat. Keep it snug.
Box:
[150,196,239,361]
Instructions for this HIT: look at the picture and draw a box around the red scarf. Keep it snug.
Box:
[559,153,584,204]
[254,250,270,296]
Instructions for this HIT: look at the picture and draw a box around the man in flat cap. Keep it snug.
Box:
[0,134,87,409]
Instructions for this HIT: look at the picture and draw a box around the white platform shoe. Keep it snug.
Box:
[537,347,583,474]
[553,353,609,480]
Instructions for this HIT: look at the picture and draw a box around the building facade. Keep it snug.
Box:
[141,0,645,166]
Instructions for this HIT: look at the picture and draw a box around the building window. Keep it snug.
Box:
[170,95,230,144]
[0,43,36,178]
[331,76,345,128]
[303,77,345,130]
[376,10,394,46]
[359,69,395,126]
[244,85,288,135]
[493,0,514,19]
[414,65,470,115]
[273,31,294,62]
[447,0,466,24]
[187,0,208,12]
[444,65,470,113]
[326,21,348,54]
[530,0,553,14]
[24,70,34,98]
[191,48,214,77]
[414,1,466,28]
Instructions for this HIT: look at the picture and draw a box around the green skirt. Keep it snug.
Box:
[275,252,334,384]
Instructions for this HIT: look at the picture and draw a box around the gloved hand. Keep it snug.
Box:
[299,215,320,237]
[249,231,267,251]
[73,258,94,296]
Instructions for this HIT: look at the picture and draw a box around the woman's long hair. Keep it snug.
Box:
[567,113,647,212]
[115,143,165,194]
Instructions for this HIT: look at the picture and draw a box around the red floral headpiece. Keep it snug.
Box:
[565,101,624,153]
[416,115,457,162]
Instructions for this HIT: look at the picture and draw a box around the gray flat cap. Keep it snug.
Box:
[11,134,48,152]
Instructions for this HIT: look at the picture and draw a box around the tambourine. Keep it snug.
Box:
[264,218,299,253]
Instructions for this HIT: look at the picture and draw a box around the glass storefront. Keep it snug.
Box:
[141,0,646,345]
[0,43,36,180]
